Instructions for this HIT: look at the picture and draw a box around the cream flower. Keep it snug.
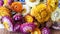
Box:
[22,5,31,16]
[51,7,60,21]
[25,0,40,7]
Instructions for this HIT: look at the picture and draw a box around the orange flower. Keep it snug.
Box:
[11,2,22,13]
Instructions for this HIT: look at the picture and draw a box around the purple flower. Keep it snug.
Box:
[13,24,20,32]
[13,13,25,24]
[0,0,3,6]
[20,23,36,33]
[42,27,51,34]
[8,0,14,5]
[2,16,14,31]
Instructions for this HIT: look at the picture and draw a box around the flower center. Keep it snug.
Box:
[54,11,59,18]
[34,31,38,34]
[41,11,47,18]
[22,8,26,14]
[29,0,36,2]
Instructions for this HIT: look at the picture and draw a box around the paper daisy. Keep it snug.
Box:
[22,5,31,16]
[31,28,41,34]
[47,0,58,11]
[0,7,10,17]
[30,4,50,23]
[51,7,60,21]
[25,0,40,7]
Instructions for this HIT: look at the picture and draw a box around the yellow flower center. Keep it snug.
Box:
[34,31,38,34]
[25,15,33,22]
[22,8,26,14]
[31,28,41,34]
[3,22,9,30]
[41,10,47,18]
[29,0,36,2]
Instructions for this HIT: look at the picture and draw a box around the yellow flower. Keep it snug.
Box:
[30,4,50,23]
[0,7,10,17]
[31,28,41,34]
[24,15,33,23]
[47,0,58,12]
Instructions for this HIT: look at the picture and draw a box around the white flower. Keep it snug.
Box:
[22,5,31,16]
[52,26,60,30]
[51,7,60,21]
[25,0,40,7]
